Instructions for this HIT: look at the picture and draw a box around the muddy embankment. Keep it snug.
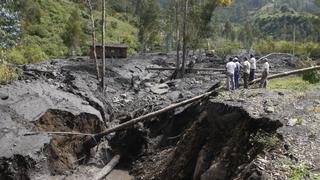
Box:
[0,92,283,180]
[128,98,282,179]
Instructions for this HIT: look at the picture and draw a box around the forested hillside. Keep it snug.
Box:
[0,0,319,67]
[0,0,139,65]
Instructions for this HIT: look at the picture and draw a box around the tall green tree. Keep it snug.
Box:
[85,0,100,81]
[239,22,254,52]
[138,0,160,52]
[63,9,83,55]
[176,0,234,78]
[0,1,20,49]
[137,0,161,53]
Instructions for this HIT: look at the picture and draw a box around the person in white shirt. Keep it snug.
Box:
[225,57,236,90]
[249,54,256,81]
[234,57,242,89]
[242,57,251,88]
[260,58,270,88]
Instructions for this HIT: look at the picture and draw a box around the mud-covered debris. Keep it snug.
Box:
[287,118,298,126]
[265,106,275,113]
[88,140,112,168]
[0,92,9,100]
[150,84,169,95]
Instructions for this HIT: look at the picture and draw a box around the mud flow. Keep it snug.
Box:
[0,100,282,180]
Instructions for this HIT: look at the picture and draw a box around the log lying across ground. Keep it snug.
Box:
[257,53,294,62]
[146,67,281,74]
[146,67,225,72]
[83,82,221,150]
[94,154,121,180]
[250,66,320,84]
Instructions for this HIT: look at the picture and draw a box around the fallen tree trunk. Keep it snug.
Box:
[250,66,320,84]
[83,82,221,150]
[147,67,225,72]
[147,67,281,74]
[257,53,294,62]
[94,154,120,180]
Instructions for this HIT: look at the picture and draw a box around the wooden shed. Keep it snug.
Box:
[90,44,128,59]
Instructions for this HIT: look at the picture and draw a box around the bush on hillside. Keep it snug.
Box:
[23,45,48,63]
[7,49,25,64]
[7,45,48,65]
[256,40,320,58]
[0,64,18,84]
[297,58,320,84]
[214,39,241,58]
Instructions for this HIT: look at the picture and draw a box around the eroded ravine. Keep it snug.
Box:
[34,109,105,174]
[0,96,283,180]
[131,99,283,180]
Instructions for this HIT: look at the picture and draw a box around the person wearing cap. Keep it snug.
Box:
[225,57,236,90]
[242,57,251,88]
[249,54,256,81]
[234,57,241,89]
[260,58,270,88]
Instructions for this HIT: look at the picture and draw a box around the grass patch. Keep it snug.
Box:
[282,159,320,180]
[268,76,320,91]
[0,64,18,84]
[290,164,311,180]
[296,117,304,125]
[313,106,320,113]
[251,130,282,150]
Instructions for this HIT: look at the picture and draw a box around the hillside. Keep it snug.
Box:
[0,0,138,65]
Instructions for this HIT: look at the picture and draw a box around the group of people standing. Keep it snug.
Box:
[225,55,270,90]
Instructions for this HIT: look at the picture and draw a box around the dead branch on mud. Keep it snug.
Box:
[147,67,225,71]
[24,131,94,136]
[147,67,281,74]
[250,66,320,84]
[257,53,294,62]
[93,154,120,180]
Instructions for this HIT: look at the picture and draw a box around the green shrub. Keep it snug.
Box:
[7,45,48,65]
[302,70,320,84]
[297,59,320,84]
[214,39,241,58]
[23,45,49,64]
[7,49,26,65]
[290,164,311,180]
[0,65,18,84]
[256,40,320,58]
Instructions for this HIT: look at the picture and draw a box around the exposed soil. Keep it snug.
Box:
[130,99,282,180]
[34,109,105,174]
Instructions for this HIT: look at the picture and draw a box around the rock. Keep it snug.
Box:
[314,99,320,104]
[265,106,274,113]
[106,87,117,93]
[150,83,169,95]
[0,92,9,100]
[81,101,89,105]
[167,91,182,101]
[144,82,154,88]
[120,93,127,98]
[287,118,297,126]
[295,105,304,110]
